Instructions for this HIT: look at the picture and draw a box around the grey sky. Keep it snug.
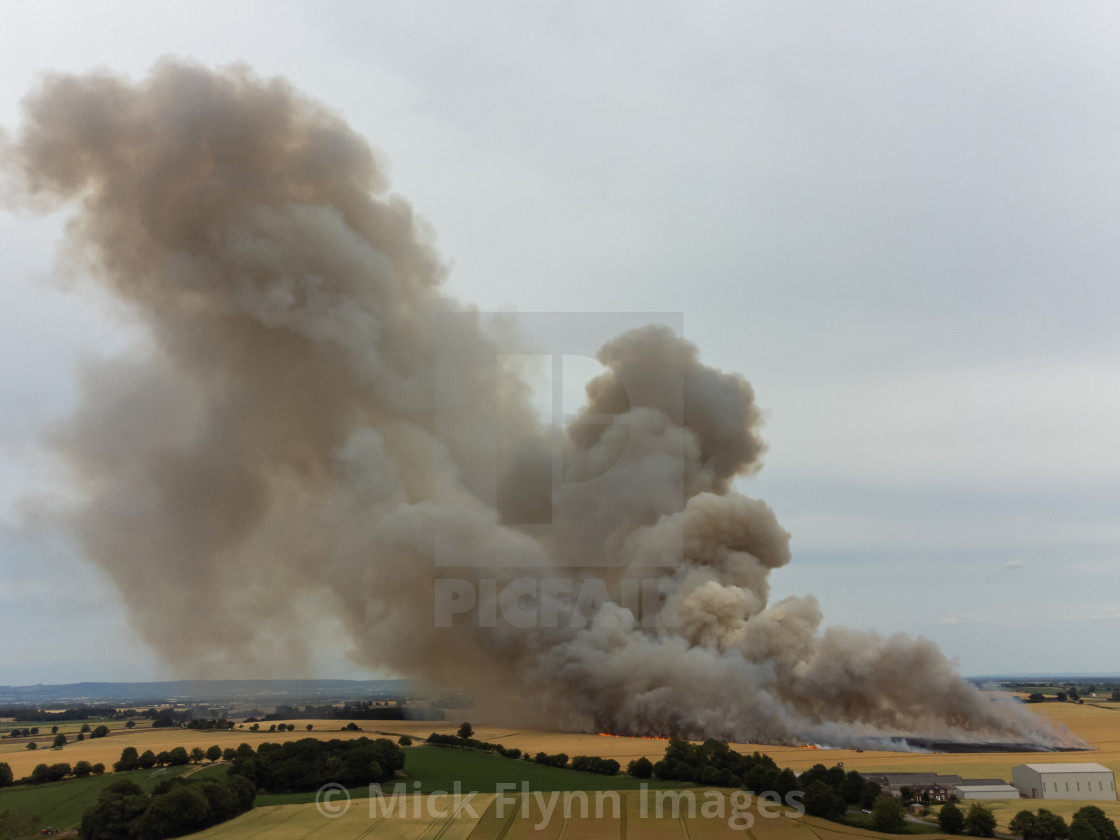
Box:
[1,1,1118,683]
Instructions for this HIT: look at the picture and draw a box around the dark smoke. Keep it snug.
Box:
[2,60,1083,750]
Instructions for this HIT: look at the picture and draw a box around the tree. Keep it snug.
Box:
[91,725,110,738]
[92,763,105,775]
[73,760,93,778]
[899,785,916,804]
[138,749,157,769]
[80,779,147,840]
[398,735,413,747]
[51,725,59,734]
[1071,820,1102,840]
[77,732,85,741]
[941,802,966,835]
[306,724,313,731]
[1010,810,1039,839]
[125,720,136,729]
[25,742,36,751]
[457,722,474,739]
[860,781,882,811]
[0,808,36,840]
[628,757,653,779]
[965,803,997,838]
[80,723,91,733]
[115,746,140,772]
[169,746,189,766]
[52,733,67,748]
[0,763,12,788]
[207,745,223,762]
[190,747,206,764]
[1028,693,1046,703]
[804,780,847,820]
[1072,807,1120,840]
[842,770,866,803]
[872,796,907,833]
[1034,809,1071,840]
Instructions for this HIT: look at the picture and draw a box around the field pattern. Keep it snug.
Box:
[191,791,946,840]
[190,796,495,840]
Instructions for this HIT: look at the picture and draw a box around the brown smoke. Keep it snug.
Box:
[2,60,1081,749]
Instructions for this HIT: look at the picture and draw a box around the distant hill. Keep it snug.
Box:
[0,679,415,706]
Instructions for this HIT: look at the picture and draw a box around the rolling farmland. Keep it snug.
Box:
[188,791,933,840]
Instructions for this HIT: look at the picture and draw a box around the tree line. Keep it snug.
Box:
[226,737,405,793]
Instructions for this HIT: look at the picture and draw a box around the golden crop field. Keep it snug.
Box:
[0,719,381,779]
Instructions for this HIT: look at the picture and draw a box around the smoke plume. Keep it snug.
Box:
[2,60,1079,749]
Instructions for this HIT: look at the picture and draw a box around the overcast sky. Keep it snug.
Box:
[1,1,1118,684]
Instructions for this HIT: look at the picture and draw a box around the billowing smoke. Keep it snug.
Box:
[3,60,1080,749]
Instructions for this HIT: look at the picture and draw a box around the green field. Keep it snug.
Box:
[0,765,194,831]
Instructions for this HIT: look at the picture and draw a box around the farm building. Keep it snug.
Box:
[953,784,1021,800]
[1011,763,1117,800]
[862,773,1009,802]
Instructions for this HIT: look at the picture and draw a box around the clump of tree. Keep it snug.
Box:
[627,757,653,779]
[0,763,12,788]
[226,737,404,793]
[29,763,73,784]
[426,731,521,758]
[940,802,965,834]
[184,719,235,731]
[113,746,189,771]
[871,796,908,833]
[533,752,570,769]
[570,755,620,775]
[1009,806,1119,840]
[80,774,255,840]
[963,803,997,837]
[649,738,798,795]
[802,780,848,821]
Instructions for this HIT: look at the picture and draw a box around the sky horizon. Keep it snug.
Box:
[2,2,1119,686]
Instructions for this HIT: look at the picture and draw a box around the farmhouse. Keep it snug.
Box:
[1011,763,1117,800]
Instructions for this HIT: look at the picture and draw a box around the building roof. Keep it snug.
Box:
[955,785,1021,793]
[865,773,964,786]
[1018,763,1112,774]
